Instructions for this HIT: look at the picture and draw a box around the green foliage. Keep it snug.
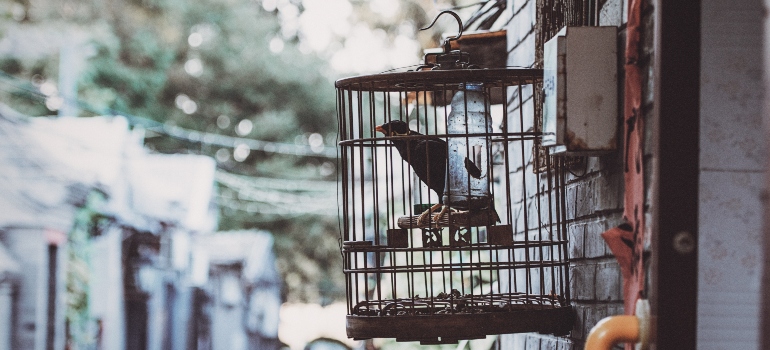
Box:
[0,57,22,74]
[77,15,177,118]
[0,54,57,116]
[223,214,346,304]
[66,191,107,349]
[75,0,341,303]
[0,0,443,306]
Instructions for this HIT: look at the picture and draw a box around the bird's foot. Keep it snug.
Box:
[431,205,456,224]
[416,211,432,227]
[417,203,443,227]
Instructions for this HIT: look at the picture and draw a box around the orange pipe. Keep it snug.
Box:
[585,315,640,350]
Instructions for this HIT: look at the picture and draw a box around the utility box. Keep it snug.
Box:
[542,26,618,155]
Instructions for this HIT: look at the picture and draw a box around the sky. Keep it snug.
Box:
[280,0,425,74]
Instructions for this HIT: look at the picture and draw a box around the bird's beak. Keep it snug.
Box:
[375,125,385,134]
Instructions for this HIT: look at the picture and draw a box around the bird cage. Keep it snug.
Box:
[334,13,573,345]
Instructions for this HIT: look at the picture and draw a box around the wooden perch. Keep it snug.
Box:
[397,207,500,229]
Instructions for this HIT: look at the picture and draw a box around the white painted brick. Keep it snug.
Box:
[497,3,652,345]
[594,261,622,301]
[570,263,595,300]
[539,336,559,350]
[577,181,597,218]
[565,184,577,220]
[506,0,536,67]
[529,267,541,294]
[582,304,610,341]
[557,338,575,350]
[511,204,526,234]
[584,219,611,258]
[525,334,542,350]
[608,302,625,317]
[501,333,527,349]
[508,168,524,200]
[568,222,585,259]
[599,0,623,26]
[593,172,622,211]
[571,304,587,340]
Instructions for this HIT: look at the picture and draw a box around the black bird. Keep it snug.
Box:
[375,120,448,225]
[464,157,482,179]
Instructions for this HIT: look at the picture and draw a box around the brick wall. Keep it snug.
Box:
[500,0,655,348]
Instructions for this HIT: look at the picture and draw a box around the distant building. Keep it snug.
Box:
[0,104,218,350]
[193,230,283,350]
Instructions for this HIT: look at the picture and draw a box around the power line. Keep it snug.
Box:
[0,70,339,158]
[215,171,337,193]
[150,123,337,158]
[0,71,342,217]
[216,171,339,216]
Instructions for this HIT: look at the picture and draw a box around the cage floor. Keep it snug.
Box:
[347,294,573,344]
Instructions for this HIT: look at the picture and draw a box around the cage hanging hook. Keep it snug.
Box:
[420,10,463,52]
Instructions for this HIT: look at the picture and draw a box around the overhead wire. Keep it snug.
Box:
[0,70,338,158]
[0,70,341,217]
[216,171,338,216]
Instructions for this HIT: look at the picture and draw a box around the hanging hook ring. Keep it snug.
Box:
[420,10,463,48]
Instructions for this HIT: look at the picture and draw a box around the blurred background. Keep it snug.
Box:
[0,0,506,349]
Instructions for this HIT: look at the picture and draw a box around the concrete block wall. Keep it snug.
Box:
[698,0,765,347]
[499,0,655,348]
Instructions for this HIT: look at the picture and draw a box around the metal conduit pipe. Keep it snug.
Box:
[585,299,650,350]
[585,315,639,349]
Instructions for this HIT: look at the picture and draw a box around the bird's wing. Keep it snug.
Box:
[407,139,447,197]
[464,157,482,179]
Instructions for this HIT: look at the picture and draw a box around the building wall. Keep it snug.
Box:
[89,226,126,350]
[210,269,249,350]
[0,228,62,350]
[698,0,765,348]
[500,0,654,348]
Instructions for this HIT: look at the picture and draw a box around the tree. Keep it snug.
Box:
[89,0,346,303]
[1,0,345,304]
[1,0,479,305]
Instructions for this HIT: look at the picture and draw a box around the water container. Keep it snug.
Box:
[443,82,493,210]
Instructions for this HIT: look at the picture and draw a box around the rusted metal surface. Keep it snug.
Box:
[448,30,508,69]
[335,68,542,91]
[599,0,649,350]
[542,26,618,155]
[347,304,574,344]
[532,0,594,173]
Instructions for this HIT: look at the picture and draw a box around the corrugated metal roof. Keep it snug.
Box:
[0,104,217,232]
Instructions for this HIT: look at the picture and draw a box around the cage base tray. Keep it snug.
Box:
[347,305,573,344]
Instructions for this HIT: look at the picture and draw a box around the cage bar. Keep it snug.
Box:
[336,68,573,344]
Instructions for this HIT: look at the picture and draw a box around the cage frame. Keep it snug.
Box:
[335,68,573,344]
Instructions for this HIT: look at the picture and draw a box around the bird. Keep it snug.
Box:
[375,120,448,226]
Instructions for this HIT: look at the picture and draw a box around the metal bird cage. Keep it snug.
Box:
[334,13,572,345]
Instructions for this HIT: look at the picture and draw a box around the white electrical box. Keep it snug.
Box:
[542,26,618,155]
